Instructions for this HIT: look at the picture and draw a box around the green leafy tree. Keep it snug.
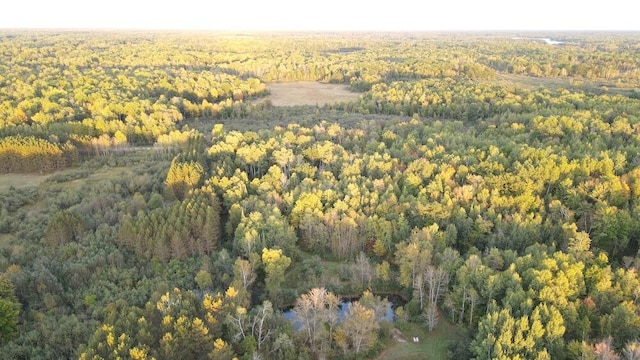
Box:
[262,248,291,305]
[165,160,204,200]
[471,307,551,360]
[0,275,19,342]
[44,210,86,246]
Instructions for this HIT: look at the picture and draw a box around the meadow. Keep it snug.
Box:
[257,81,361,106]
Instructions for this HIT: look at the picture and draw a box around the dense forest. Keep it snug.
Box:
[1,31,640,359]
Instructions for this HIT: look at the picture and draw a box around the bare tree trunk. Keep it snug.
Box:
[424,303,439,331]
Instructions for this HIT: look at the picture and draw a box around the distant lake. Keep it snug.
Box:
[541,38,564,45]
[513,37,565,45]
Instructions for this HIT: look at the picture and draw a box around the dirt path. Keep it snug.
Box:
[372,328,405,360]
[391,328,407,343]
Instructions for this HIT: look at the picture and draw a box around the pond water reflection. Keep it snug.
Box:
[283,299,394,330]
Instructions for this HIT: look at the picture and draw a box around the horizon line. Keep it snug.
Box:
[2,27,640,33]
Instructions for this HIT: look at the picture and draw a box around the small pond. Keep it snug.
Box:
[283,297,397,330]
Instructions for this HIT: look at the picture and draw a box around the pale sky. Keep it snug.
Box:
[0,0,637,31]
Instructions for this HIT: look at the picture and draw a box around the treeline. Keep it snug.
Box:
[476,35,640,85]
[3,32,638,151]
[0,136,77,173]
[338,78,640,123]
[0,32,270,152]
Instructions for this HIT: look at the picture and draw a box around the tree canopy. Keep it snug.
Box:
[1,30,639,359]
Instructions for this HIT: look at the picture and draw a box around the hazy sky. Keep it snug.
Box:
[1,0,637,31]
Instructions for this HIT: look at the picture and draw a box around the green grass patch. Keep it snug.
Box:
[89,166,134,181]
[0,167,100,192]
[375,319,459,360]
[44,166,134,191]
[0,173,49,191]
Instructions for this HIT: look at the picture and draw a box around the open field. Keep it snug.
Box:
[0,173,50,191]
[0,166,135,193]
[375,319,458,360]
[259,82,362,106]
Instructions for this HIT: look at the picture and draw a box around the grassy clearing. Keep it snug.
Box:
[258,82,362,106]
[63,167,131,190]
[375,319,458,360]
[0,173,51,192]
[0,165,135,193]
